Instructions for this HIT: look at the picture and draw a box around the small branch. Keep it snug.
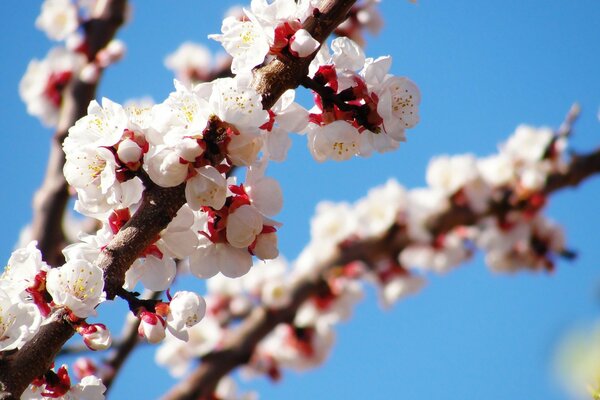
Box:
[115,288,161,314]
[557,103,581,138]
[30,0,127,267]
[300,76,355,112]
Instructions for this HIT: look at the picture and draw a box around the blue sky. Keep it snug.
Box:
[2,1,600,399]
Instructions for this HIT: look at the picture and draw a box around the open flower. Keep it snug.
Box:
[46,259,105,318]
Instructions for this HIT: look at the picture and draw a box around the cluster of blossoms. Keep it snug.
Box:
[0,240,209,396]
[209,0,322,73]
[21,365,106,400]
[20,0,126,127]
[55,1,419,313]
[165,0,384,87]
[8,0,424,397]
[154,123,573,385]
[304,37,420,161]
[0,242,109,398]
[62,73,287,281]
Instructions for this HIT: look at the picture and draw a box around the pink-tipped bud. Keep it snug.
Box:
[78,323,112,351]
[138,311,166,344]
[73,358,97,380]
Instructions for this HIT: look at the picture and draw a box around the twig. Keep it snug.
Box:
[300,76,355,112]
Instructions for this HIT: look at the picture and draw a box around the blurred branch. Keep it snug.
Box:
[30,0,127,267]
[162,146,600,400]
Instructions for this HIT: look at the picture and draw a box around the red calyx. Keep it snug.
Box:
[44,71,72,108]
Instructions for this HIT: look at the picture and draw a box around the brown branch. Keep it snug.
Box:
[0,1,356,397]
[1,2,403,399]
[161,146,600,400]
[30,0,127,267]
[0,312,73,400]
[428,148,600,235]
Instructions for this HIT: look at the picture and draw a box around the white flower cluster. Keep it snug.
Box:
[305,37,420,161]
[207,1,420,162]
[21,365,106,400]
[0,240,108,345]
[20,0,126,127]
[11,3,420,378]
[0,243,107,396]
[61,75,286,286]
[154,123,573,384]
[209,0,321,73]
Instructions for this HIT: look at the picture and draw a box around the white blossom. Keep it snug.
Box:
[166,291,207,341]
[354,179,407,238]
[0,289,41,351]
[503,125,553,164]
[209,15,270,74]
[35,0,79,41]
[0,241,49,299]
[307,120,364,162]
[63,97,128,153]
[19,47,85,127]
[165,42,213,84]
[190,241,253,279]
[226,205,264,249]
[46,259,105,318]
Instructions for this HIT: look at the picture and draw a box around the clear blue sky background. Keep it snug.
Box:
[1,1,600,399]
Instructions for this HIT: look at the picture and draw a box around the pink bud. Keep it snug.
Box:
[138,311,166,344]
[78,323,112,351]
[79,63,100,84]
[73,358,97,380]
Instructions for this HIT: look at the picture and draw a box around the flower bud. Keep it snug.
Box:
[252,232,279,260]
[138,311,166,343]
[289,29,320,58]
[166,291,207,341]
[226,205,263,248]
[73,358,97,380]
[78,323,112,351]
[79,63,100,84]
[117,138,142,164]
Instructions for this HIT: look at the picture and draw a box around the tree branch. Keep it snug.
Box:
[161,145,600,400]
[30,0,127,267]
[0,1,357,398]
